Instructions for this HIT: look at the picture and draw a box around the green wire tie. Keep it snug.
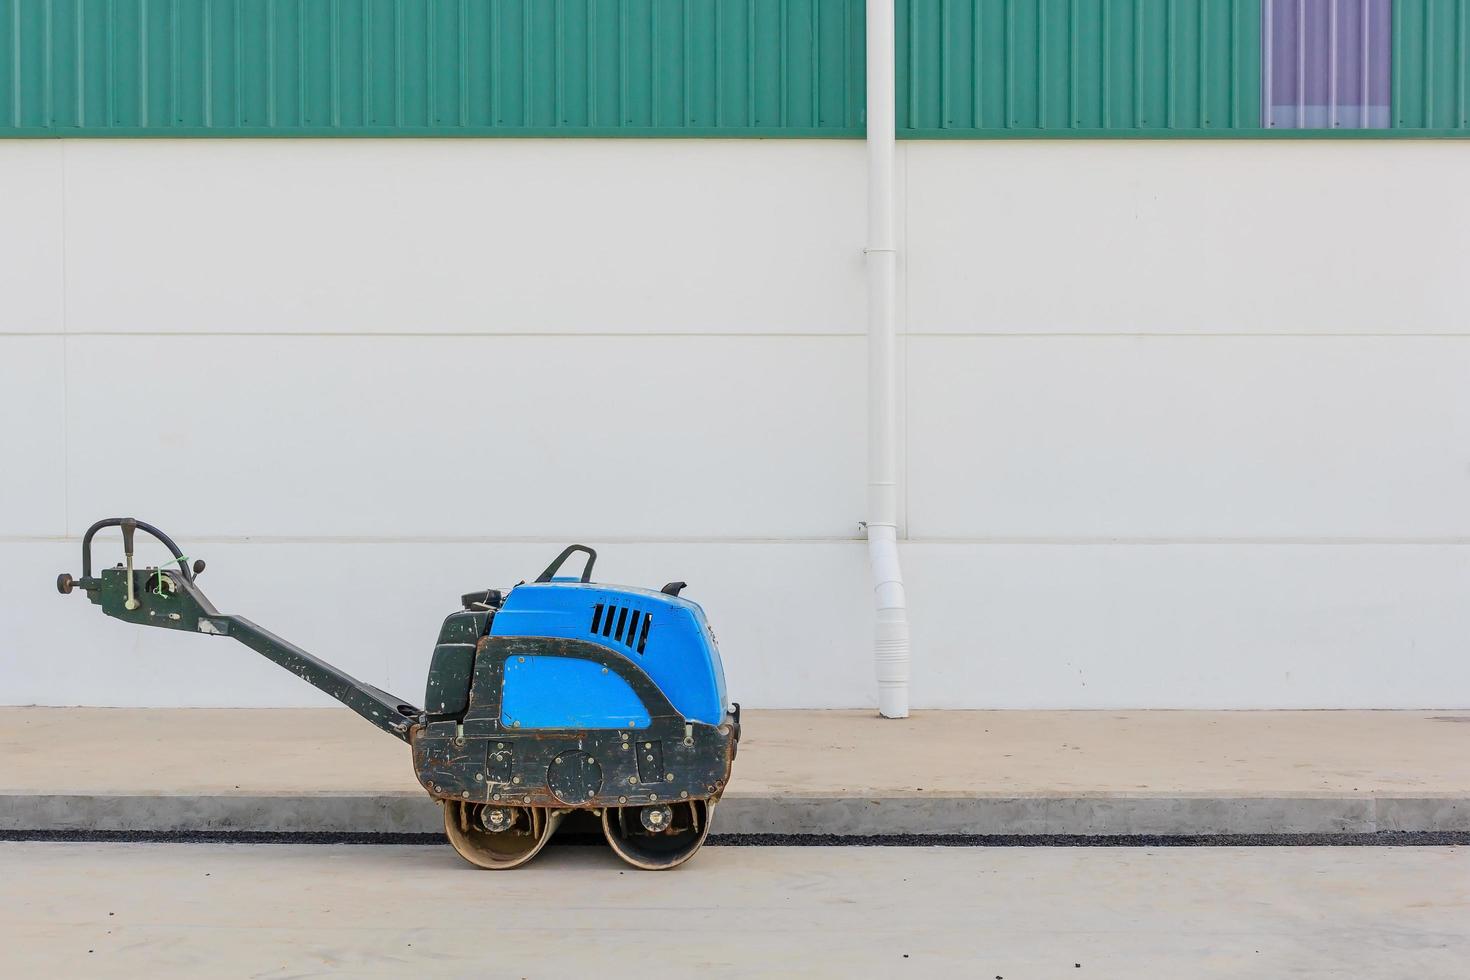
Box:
[153,557,191,596]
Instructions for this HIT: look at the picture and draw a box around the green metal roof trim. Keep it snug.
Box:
[0,0,1466,138]
[0,0,865,137]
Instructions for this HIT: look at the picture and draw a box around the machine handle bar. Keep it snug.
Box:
[535,544,598,584]
[81,517,196,581]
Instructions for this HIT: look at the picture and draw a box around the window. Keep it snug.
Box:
[1265,0,1393,129]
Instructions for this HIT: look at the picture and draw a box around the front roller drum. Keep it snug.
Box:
[443,801,565,870]
[601,799,712,870]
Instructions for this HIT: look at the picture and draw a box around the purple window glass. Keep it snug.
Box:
[1264,0,1392,128]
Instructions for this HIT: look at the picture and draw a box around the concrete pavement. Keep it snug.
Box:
[5,841,1468,977]
[4,707,1469,835]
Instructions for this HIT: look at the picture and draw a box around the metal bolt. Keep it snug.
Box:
[586,789,594,798]
[644,742,652,749]
[454,737,465,747]
[461,791,469,798]
[628,776,637,785]
[497,743,505,749]
[475,773,483,782]
[645,754,654,762]
[492,793,501,800]
[665,774,674,782]
[512,721,521,728]
[680,791,688,799]
[649,793,658,802]
[619,796,628,804]
[683,737,693,746]
[512,776,521,784]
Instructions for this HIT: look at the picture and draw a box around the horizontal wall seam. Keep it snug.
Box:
[6,332,1470,340]
[13,534,1470,546]
[4,330,871,339]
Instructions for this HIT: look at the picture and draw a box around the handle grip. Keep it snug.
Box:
[81,518,195,581]
[535,544,597,584]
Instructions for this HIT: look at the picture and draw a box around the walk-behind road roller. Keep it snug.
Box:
[56,518,739,870]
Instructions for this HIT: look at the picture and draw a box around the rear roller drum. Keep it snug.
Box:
[443,801,564,870]
[601,799,712,870]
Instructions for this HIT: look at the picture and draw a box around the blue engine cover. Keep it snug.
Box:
[490,582,728,727]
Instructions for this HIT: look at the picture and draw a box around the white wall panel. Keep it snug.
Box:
[907,335,1470,540]
[905,542,1470,709]
[9,540,872,709]
[3,138,1466,710]
[65,334,864,540]
[62,140,867,335]
[14,537,1465,709]
[0,143,64,332]
[906,141,1470,335]
[0,337,68,536]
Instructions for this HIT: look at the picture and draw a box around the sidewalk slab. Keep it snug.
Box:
[3,708,1467,836]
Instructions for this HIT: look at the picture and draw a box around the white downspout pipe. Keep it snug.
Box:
[865,0,910,719]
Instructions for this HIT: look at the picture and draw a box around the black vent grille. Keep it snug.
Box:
[591,603,650,654]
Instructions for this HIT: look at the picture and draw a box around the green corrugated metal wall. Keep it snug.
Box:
[0,0,1466,137]
[897,0,1261,135]
[0,0,865,136]
[1393,0,1470,129]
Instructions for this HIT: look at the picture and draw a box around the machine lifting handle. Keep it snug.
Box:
[535,544,597,584]
[57,517,422,743]
[79,517,199,582]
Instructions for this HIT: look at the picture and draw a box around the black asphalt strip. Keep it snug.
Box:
[2,830,1467,847]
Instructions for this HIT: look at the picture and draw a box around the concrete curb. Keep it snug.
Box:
[4,793,1466,836]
